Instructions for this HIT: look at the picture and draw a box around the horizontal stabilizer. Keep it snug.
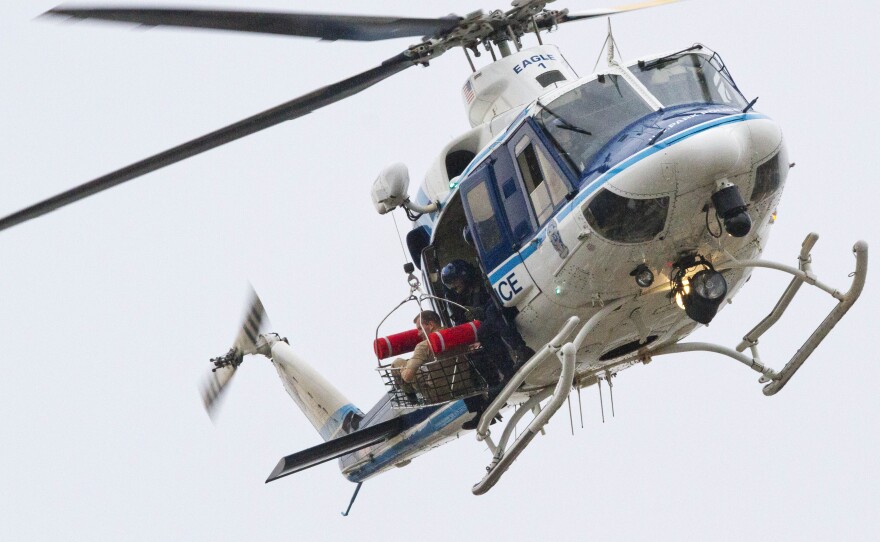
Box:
[265,417,404,483]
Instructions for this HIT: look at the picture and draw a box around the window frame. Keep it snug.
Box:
[582,187,671,244]
[506,121,576,228]
[460,162,517,272]
[490,146,538,251]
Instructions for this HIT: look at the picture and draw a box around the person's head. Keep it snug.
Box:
[441,259,477,294]
[414,310,442,338]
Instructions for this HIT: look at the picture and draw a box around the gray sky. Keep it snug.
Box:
[2,1,877,540]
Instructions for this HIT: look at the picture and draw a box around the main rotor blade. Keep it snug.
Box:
[557,0,681,24]
[45,6,462,42]
[0,53,414,233]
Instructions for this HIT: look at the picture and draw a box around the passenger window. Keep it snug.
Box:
[514,136,570,225]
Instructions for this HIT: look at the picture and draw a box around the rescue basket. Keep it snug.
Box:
[374,295,488,408]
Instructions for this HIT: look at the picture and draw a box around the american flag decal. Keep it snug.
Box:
[463,80,475,103]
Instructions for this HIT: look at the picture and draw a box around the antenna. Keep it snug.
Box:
[577,385,584,428]
[607,18,615,64]
[341,482,363,517]
[607,372,616,418]
[593,17,622,72]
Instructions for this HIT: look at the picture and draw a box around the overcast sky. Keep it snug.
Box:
[1,1,877,540]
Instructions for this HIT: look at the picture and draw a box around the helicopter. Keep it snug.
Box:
[1,0,867,507]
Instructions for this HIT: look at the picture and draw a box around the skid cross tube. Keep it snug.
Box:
[651,237,867,396]
[472,343,576,495]
[472,299,626,495]
[482,388,554,455]
[474,315,581,441]
[732,232,819,350]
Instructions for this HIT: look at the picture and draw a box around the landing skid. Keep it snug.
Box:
[472,299,625,495]
[470,233,867,494]
[650,233,867,395]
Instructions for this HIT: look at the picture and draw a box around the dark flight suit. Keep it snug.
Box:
[445,281,531,384]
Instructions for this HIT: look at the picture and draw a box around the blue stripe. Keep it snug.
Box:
[488,237,540,284]
[318,403,362,441]
[456,106,532,182]
[345,400,469,481]
[560,112,766,220]
[487,112,766,283]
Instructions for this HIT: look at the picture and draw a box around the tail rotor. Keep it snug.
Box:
[200,286,268,418]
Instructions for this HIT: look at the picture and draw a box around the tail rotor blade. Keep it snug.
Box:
[233,286,267,355]
[200,286,270,419]
[201,364,237,419]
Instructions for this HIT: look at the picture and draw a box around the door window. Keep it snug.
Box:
[467,181,503,254]
[514,135,570,225]
[461,164,512,271]
[492,149,536,247]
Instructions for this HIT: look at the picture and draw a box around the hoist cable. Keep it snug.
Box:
[391,211,410,265]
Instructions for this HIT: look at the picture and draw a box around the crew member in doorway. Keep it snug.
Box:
[441,259,535,379]
[440,243,534,431]
[441,259,489,326]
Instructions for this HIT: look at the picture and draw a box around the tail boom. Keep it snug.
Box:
[267,337,364,441]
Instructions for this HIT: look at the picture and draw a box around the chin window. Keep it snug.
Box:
[583,189,669,243]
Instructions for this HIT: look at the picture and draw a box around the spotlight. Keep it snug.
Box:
[711,182,751,237]
[683,269,728,324]
[630,264,654,288]
[674,277,690,310]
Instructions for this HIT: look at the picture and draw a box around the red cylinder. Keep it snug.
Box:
[429,321,481,354]
[374,328,422,360]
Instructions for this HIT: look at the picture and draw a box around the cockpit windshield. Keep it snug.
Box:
[631,53,747,109]
[536,74,654,177]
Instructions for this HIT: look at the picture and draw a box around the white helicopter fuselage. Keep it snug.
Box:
[498,109,785,388]
[412,44,787,391]
[327,44,789,482]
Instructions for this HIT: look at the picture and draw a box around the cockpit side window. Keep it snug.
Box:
[631,53,747,109]
[751,151,782,203]
[514,135,570,225]
[583,189,669,243]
